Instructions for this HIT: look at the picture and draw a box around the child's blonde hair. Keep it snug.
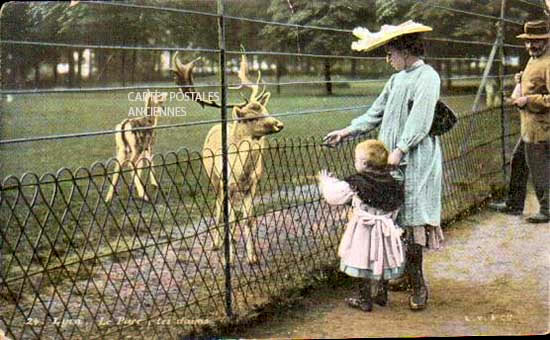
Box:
[355,139,389,170]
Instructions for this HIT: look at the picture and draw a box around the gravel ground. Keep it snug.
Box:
[224,190,549,337]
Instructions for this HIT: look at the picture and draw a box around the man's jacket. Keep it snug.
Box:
[520,48,550,143]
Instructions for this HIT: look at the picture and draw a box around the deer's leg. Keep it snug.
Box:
[212,183,237,263]
[212,187,223,250]
[105,141,126,202]
[146,147,159,187]
[213,184,236,247]
[106,158,122,202]
[124,132,147,201]
[241,192,258,264]
[132,155,149,202]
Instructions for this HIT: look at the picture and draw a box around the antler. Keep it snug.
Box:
[172,52,222,109]
[172,48,267,109]
[229,46,266,102]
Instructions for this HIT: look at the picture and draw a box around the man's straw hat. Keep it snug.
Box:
[516,20,550,39]
[351,20,432,52]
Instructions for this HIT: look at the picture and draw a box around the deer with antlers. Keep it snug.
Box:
[105,91,168,203]
[172,50,284,264]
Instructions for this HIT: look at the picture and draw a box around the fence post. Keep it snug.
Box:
[498,0,507,181]
[217,0,233,320]
[460,36,499,154]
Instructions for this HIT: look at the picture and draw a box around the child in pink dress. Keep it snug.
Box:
[318,139,405,312]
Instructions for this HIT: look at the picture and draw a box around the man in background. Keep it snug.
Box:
[489,20,549,224]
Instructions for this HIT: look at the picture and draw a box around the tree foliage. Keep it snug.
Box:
[261,0,377,94]
[0,0,543,89]
[262,0,377,55]
[376,0,411,25]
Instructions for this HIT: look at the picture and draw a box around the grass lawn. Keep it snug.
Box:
[0,77,492,178]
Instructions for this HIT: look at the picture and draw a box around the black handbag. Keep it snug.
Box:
[408,99,457,136]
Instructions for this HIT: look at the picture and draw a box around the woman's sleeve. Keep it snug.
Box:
[318,173,354,205]
[347,76,394,134]
[396,68,440,154]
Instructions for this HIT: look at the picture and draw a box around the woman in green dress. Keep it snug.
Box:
[324,21,444,311]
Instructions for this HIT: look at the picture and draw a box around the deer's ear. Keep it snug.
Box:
[233,106,246,119]
[144,92,153,107]
[158,92,168,103]
[258,92,270,106]
[170,69,181,81]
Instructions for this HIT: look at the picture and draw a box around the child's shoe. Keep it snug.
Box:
[345,296,373,312]
[346,279,373,312]
[374,280,388,306]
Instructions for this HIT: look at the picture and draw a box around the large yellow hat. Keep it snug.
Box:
[351,20,432,52]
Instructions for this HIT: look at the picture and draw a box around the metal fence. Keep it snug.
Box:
[0,107,519,339]
[0,0,539,338]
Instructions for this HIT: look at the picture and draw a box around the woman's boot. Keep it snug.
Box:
[408,244,428,310]
[346,279,373,312]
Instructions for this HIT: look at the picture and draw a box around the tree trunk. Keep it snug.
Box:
[95,50,108,85]
[3,51,12,88]
[53,55,59,86]
[88,51,93,82]
[445,61,452,91]
[435,60,442,77]
[276,60,282,95]
[121,50,126,86]
[34,63,40,88]
[131,49,137,84]
[153,51,160,81]
[1,57,6,89]
[77,50,83,86]
[324,58,332,96]
[350,59,357,79]
[15,60,24,89]
[67,49,74,87]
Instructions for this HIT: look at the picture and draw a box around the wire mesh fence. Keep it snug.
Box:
[0,0,539,338]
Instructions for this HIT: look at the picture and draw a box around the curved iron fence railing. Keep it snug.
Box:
[0,105,520,339]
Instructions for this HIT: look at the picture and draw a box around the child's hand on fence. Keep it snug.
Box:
[318,170,336,200]
[317,170,336,189]
[318,169,333,181]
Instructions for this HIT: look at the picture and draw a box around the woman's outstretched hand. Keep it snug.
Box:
[323,128,350,147]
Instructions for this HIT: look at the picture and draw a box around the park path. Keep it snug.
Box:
[224,190,549,337]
